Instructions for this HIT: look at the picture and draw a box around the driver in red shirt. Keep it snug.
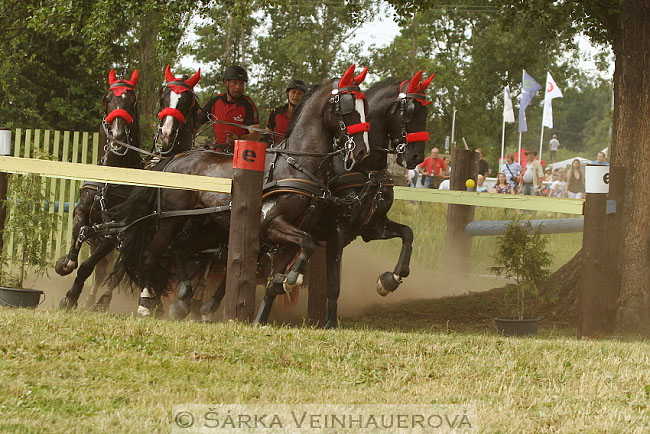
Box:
[200,65,260,150]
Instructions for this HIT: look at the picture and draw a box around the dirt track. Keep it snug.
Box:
[38,239,508,320]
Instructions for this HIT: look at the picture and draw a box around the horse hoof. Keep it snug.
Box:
[376,272,401,297]
[200,299,219,316]
[189,300,202,321]
[54,256,77,276]
[93,294,112,312]
[137,297,163,318]
[323,320,338,329]
[283,274,303,293]
[59,296,78,310]
[169,300,190,321]
[82,294,96,310]
[285,270,303,286]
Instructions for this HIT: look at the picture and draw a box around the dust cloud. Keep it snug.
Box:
[28,237,506,322]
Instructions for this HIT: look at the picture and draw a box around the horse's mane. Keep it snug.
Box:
[366,78,401,117]
[285,79,334,139]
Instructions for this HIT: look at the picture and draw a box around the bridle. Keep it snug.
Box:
[328,82,370,171]
[102,81,137,159]
[154,80,199,156]
[387,81,430,157]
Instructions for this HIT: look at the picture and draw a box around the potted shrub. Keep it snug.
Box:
[492,218,552,336]
[0,163,59,308]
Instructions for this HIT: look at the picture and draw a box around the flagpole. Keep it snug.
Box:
[539,122,545,160]
[518,69,525,163]
[501,118,506,167]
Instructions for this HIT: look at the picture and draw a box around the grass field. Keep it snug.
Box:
[1,303,648,433]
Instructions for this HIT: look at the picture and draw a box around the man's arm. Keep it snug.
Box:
[241,126,260,141]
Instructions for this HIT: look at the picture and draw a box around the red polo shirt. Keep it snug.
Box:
[203,93,258,145]
[418,156,447,176]
[267,103,291,144]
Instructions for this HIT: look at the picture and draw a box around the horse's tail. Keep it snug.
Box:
[107,184,159,292]
[107,158,178,295]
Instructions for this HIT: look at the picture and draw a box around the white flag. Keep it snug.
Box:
[542,72,563,128]
[503,85,515,123]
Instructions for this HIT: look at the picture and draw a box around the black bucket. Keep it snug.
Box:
[0,287,44,308]
[494,317,541,336]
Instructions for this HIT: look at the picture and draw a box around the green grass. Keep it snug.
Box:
[1,307,648,433]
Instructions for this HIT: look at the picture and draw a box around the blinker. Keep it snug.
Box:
[339,94,356,115]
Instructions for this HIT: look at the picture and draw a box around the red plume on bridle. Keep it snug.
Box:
[401,70,434,106]
[107,68,139,97]
[164,65,201,93]
[338,64,367,99]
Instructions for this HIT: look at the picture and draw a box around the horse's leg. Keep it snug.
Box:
[55,188,94,276]
[323,231,345,329]
[168,253,196,321]
[137,219,185,318]
[59,240,115,309]
[254,216,317,325]
[92,250,116,311]
[360,216,414,296]
[81,243,99,309]
[200,273,226,322]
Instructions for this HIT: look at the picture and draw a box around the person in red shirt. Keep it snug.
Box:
[200,65,260,150]
[266,79,308,144]
[417,147,447,188]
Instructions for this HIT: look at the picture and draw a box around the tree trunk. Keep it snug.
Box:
[609,0,650,334]
[137,9,162,149]
[542,249,581,320]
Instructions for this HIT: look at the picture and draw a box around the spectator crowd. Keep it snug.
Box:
[405,142,609,199]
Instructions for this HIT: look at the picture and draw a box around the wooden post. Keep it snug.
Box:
[604,166,626,331]
[443,148,479,290]
[224,140,265,321]
[306,245,327,326]
[578,164,611,338]
[0,128,12,255]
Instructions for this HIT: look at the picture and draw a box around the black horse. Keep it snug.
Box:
[57,69,143,309]
[58,66,201,310]
[153,65,202,157]
[315,71,434,328]
[110,65,371,321]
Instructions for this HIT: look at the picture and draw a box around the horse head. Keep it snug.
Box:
[103,69,139,158]
[156,65,201,155]
[388,70,434,169]
[327,64,371,170]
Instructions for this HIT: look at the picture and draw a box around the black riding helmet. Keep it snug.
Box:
[285,79,308,93]
[223,65,248,82]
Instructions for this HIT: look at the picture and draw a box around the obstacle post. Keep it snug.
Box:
[0,128,11,254]
[224,140,266,321]
[578,164,610,338]
[443,148,479,290]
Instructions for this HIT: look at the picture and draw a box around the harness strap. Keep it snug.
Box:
[158,205,231,218]
[262,178,325,199]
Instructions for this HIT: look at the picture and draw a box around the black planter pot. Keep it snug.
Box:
[494,317,541,336]
[0,287,44,308]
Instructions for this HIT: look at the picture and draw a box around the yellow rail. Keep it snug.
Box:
[0,156,582,214]
[393,187,584,215]
[0,156,232,194]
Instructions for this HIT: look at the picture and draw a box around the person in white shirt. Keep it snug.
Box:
[548,134,560,163]
[501,153,522,193]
